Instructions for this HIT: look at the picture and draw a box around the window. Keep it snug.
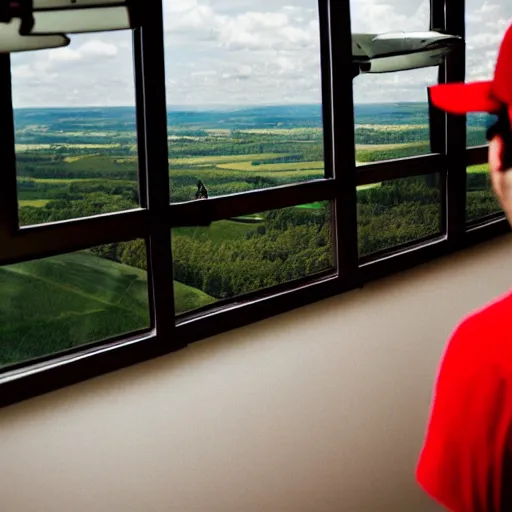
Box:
[464,0,511,224]
[354,69,439,164]
[172,202,334,315]
[163,1,325,201]
[358,174,442,258]
[0,242,150,370]
[1,0,509,408]
[465,0,512,148]
[11,32,139,227]
[466,162,501,223]
[351,0,434,163]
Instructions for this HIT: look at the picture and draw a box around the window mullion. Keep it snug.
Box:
[0,54,20,245]
[445,0,467,243]
[136,2,177,345]
[326,0,359,284]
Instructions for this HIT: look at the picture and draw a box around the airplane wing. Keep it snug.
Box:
[352,34,376,62]
[351,31,463,74]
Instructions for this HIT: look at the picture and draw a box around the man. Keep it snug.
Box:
[416,22,512,511]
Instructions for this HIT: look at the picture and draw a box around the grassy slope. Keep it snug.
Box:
[0,251,215,368]
[174,281,216,313]
[173,219,259,244]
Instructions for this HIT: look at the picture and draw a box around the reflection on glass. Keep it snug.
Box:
[163,1,325,202]
[0,241,150,371]
[357,174,441,257]
[353,68,438,164]
[171,203,334,314]
[466,163,502,223]
[11,31,139,227]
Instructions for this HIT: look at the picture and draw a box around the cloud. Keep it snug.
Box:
[8,0,512,108]
[11,32,134,108]
[47,47,81,62]
[78,40,118,57]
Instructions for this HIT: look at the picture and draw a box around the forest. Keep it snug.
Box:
[0,103,501,369]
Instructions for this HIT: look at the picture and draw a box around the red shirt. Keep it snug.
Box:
[417,291,512,511]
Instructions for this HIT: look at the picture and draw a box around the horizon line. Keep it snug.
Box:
[13,101,430,110]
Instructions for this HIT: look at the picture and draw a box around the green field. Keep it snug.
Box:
[170,153,285,166]
[171,168,323,180]
[173,219,259,244]
[468,163,489,173]
[30,177,105,184]
[355,142,426,150]
[217,160,324,172]
[18,199,50,207]
[0,251,216,367]
[2,104,497,370]
[296,202,329,209]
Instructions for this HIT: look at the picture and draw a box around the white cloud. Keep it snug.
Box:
[7,0,512,108]
[78,40,118,57]
[47,46,81,62]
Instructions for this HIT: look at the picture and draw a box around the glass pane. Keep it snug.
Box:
[163,1,325,202]
[350,0,433,163]
[0,240,150,371]
[172,202,334,315]
[11,31,139,227]
[466,0,512,147]
[466,163,502,222]
[354,69,438,165]
[357,174,441,258]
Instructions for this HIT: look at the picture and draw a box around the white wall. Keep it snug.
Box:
[2,234,512,512]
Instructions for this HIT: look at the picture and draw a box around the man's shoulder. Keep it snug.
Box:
[447,289,512,364]
[460,289,512,332]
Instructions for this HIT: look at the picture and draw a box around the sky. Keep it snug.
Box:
[8,0,512,108]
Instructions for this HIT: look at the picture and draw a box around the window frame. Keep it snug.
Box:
[0,0,509,408]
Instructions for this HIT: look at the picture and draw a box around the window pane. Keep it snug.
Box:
[11,31,139,227]
[0,241,150,371]
[163,1,325,202]
[171,203,334,315]
[466,0,512,147]
[358,174,441,258]
[466,163,502,223]
[354,69,438,165]
[350,0,433,163]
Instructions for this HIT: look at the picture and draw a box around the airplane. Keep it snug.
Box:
[352,31,464,76]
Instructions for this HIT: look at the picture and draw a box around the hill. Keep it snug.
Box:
[13,103,493,133]
[0,251,215,368]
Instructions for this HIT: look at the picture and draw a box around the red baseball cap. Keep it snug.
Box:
[429,22,512,115]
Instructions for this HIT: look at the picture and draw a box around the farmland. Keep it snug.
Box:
[0,102,498,368]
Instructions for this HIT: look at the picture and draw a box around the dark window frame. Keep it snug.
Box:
[0,0,509,408]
